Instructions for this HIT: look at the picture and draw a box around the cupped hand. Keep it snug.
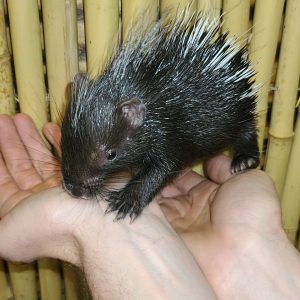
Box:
[158,156,288,299]
[0,114,219,300]
[0,114,78,263]
[0,114,61,217]
[159,155,281,243]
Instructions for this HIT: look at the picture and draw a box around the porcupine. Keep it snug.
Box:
[60,13,260,220]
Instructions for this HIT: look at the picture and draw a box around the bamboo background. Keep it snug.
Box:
[0,0,299,299]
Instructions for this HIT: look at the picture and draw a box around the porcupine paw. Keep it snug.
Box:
[105,189,143,221]
[231,154,259,174]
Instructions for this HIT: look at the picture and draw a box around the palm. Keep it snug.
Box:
[0,114,61,217]
[158,155,282,296]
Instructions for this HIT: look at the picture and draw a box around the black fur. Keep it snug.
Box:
[61,14,259,220]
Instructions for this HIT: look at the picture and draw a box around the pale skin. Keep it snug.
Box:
[0,113,299,299]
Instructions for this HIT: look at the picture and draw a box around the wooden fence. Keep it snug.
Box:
[0,0,299,299]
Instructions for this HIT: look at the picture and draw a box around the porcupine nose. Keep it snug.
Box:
[63,180,87,198]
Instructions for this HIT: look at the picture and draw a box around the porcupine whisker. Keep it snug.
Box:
[13,138,60,162]
[18,157,61,166]
[8,156,60,172]
[27,159,60,166]
[7,139,48,154]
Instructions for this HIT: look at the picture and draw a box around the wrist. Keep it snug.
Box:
[207,228,300,300]
[72,201,218,300]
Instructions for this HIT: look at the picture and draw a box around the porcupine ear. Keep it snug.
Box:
[119,98,146,128]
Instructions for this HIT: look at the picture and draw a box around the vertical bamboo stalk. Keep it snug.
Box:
[197,0,222,22]
[222,0,251,47]
[8,262,37,300]
[281,106,300,244]
[84,0,119,77]
[6,1,48,298]
[0,0,15,114]
[63,263,91,300]
[248,0,285,156]
[7,0,48,133]
[160,0,197,16]
[42,0,78,124]
[0,261,12,300]
[77,1,86,72]
[63,264,81,300]
[122,0,158,41]
[37,259,62,300]
[265,0,300,195]
[42,2,80,298]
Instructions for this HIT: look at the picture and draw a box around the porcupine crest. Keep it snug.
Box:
[61,11,259,218]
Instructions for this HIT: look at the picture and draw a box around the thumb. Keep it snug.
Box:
[43,122,62,157]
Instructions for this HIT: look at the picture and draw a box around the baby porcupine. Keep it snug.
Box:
[61,13,259,220]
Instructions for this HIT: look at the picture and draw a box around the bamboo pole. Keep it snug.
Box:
[222,0,251,47]
[0,261,12,300]
[281,106,300,244]
[265,0,300,196]
[63,264,81,300]
[248,0,285,157]
[7,262,37,300]
[160,0,197,16]
[6,1,48,298]
[122,0,158,41]
[42,2,81,298]
[42,0,78,124]
[197,0,222,22]
[77,2,87,72]
[0,0,15,114]
[37,259,62,300]
[7,0,48,133]
[84,0,119,77]
[63,263,92,300]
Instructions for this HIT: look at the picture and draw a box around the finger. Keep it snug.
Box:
[0,150,13,185]
[14,114,60,180]
[160,183,182,198]
[204,154,233,184]
[188,179,219,206]
[0,152,20,210]
[160,180,219,230]
[43,122,62,158]
[159,196,191,223]
[0,115,42,189]
[173,169,206,194]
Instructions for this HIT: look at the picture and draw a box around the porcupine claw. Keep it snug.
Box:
[105,189,142,221]
[231,155,259,174]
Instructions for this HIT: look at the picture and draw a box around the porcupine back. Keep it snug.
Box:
[61,12,259,219]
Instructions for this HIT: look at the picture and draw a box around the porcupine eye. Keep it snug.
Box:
[106,149,117,161]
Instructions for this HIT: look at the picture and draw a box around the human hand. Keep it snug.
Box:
[0,114,217,300]
[158,155,300,299]
[159,155,281,251]
[0,114,61,217]
[1,114,299,300]
[0,114,75,263]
